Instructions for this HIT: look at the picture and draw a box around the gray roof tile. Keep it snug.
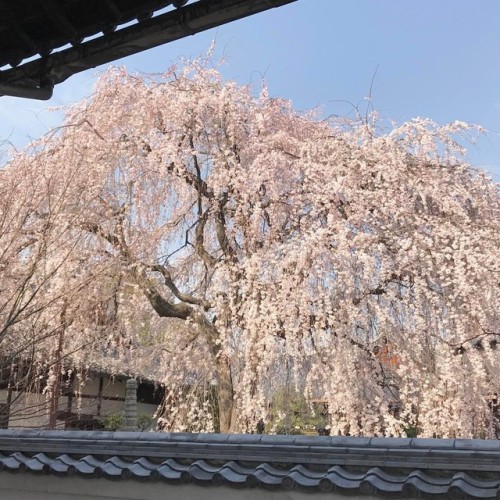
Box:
[4,452,28,471]
[215,461,250,485]
[1,430,500,498]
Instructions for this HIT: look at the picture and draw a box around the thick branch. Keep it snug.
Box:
[150,264,211,310]
[135,265,193,320]
[167,161,214,199]
[194,210,217,268]
[215,192,236,259]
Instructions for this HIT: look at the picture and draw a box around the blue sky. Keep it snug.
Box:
[1,0,499,180]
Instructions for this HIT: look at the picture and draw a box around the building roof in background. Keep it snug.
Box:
[0,429,499,498]
[0,0,296,99]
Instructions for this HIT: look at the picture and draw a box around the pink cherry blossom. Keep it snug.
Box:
[1,58,498,436]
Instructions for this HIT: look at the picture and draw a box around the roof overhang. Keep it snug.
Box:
[0,0,297,100]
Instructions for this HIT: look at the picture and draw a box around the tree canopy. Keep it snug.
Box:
[1,58,499,436]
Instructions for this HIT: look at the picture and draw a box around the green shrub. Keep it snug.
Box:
[265,387,327,435]
[100,413,153,431]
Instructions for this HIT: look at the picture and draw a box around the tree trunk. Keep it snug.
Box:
[215,355,234,433]
[138,274,237,432]
[48,326,64,429]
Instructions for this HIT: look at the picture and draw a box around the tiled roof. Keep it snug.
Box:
[1,430,499,498]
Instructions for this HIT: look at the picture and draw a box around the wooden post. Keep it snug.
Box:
[96,376,104,417]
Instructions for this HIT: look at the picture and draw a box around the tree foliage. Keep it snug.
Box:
[1,58,499,436]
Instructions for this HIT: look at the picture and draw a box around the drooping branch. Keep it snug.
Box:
[84,222,121,248]
[351,273,413,306]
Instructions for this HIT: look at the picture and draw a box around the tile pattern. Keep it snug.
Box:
[0,430,499,498]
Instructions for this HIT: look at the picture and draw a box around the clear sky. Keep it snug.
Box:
[1,0,499,180]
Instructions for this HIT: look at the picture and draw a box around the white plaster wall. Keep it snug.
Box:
[2,392,50,429]
[0,474,380,500]
[81,376,127,399]
[0,384,157,429]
